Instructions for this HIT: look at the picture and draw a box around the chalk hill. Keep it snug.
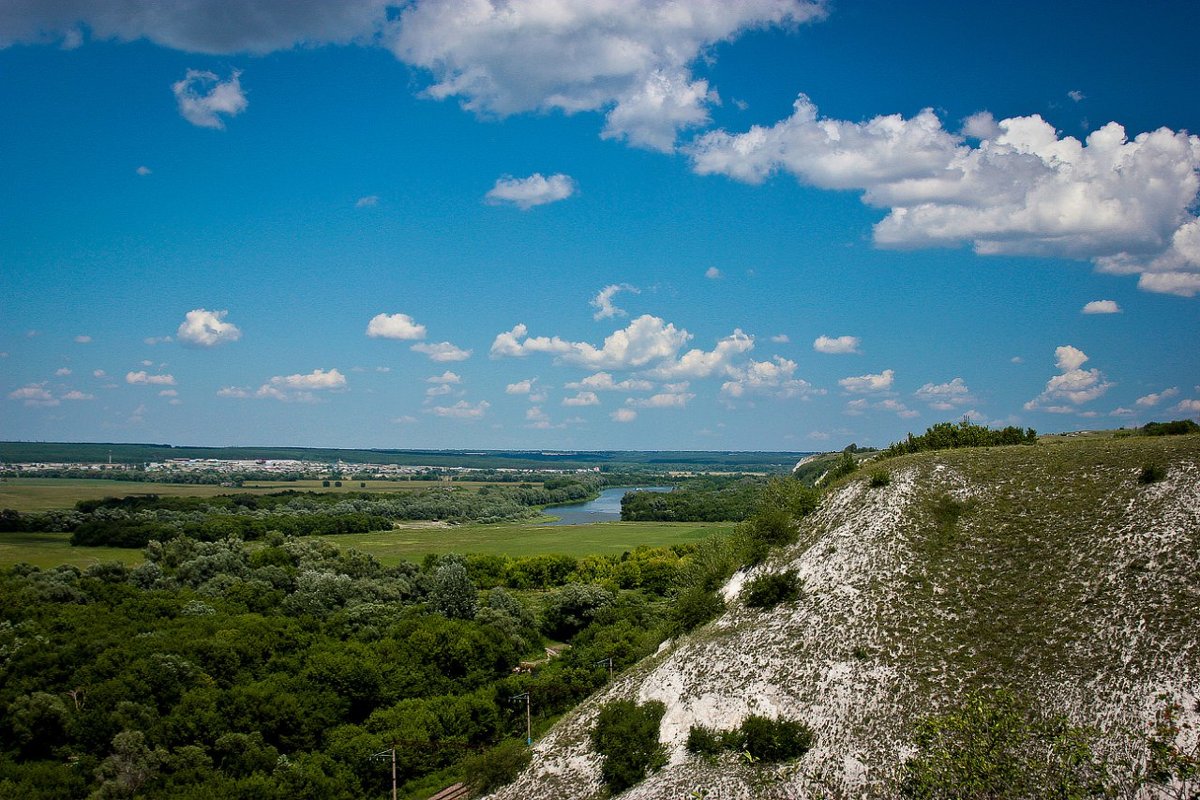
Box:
[488,433,1200,798]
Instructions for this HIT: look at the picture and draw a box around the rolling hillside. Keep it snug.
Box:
[487,433,1200,798]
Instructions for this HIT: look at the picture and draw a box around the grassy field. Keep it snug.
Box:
[0,477,536,512]
[316,520,735,563]
[0,532,145,569]
[0,519,734,568]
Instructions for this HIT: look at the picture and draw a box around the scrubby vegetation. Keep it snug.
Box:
[740,569,802,610]
[684,715,814,764]
[1140,419,1200,436]
[591,700,667,793]
[901,689,1109,800]
[868,469,891,488]
[1139,464,1168,484]
[880,420,1038,459]
[823,451,859,483]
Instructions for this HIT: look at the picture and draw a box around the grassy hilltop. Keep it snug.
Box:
[489,432,1200,798]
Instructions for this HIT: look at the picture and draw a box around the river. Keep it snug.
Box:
[541,486,674,526]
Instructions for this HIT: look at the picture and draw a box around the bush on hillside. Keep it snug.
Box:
[591,700,667,793]
[668,586,725,636]
[684,716,813,764]
[1140,419,1200,436]
[825,452,859,483]
[1139,464,1167,485]
[882,420,1037,460]
[741,570,802,610]
[461,739,531,794]
[900,689,1108,800]
[685,725,726,759]
[739,715,814,763]
[869,469,892,488]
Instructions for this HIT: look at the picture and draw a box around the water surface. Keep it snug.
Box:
[542,486,673,526]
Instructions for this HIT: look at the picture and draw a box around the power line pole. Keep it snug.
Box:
[594,657,613,682]
[511,693,532,745]
[371,746,397,800]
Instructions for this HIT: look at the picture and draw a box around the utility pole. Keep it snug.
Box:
[511,693,532,745]
[371,746,397,800]
[594,657,614,682]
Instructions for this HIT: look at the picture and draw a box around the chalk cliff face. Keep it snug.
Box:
[488,435,1200,799]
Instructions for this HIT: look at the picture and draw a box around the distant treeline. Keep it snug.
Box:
[0,468,317,485]
[0,441,807,472]
[620,478,765,522]
[1139,419,1199,436]
[879,420,1038,460]
[0,481,600,548]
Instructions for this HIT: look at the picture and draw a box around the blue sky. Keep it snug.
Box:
[2,0,1198,451]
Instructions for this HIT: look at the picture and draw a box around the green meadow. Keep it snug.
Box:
[316,519,735,563]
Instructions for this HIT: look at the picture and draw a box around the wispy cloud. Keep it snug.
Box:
[411,342,472,362]
[590,283,639,320]
[126,371,176,386]
[172,68,247,129]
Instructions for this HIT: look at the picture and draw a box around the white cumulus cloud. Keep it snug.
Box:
[562,391,600,407]
[74,334,91,343]
[427,371,462,384]
[813,335,861,354]
[223,368,347,402]
[177,308,242,347]
[366,312,427,340]
[915,377,974,410]
[1025,346,1113,410]
[485,173,576,209]
[1136,387,1179,407]
[690,95,1200,296]
[126,371,176,386]
[839,369,894,393]
[611,408,638,422]
[411,342,472,362]
[721,357,819,400]
[62,390,94,401]
[1082,300,1121,314]
[645,329,754,379]
[505,379,535,394]
[564,372,654,392]
[8,383,59,407]
[172,68,247,129]
[427,400,489,419]
[491,315,690,370]
[704,266,722,279]
[627,392,693,409]
[392,1,824,152]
